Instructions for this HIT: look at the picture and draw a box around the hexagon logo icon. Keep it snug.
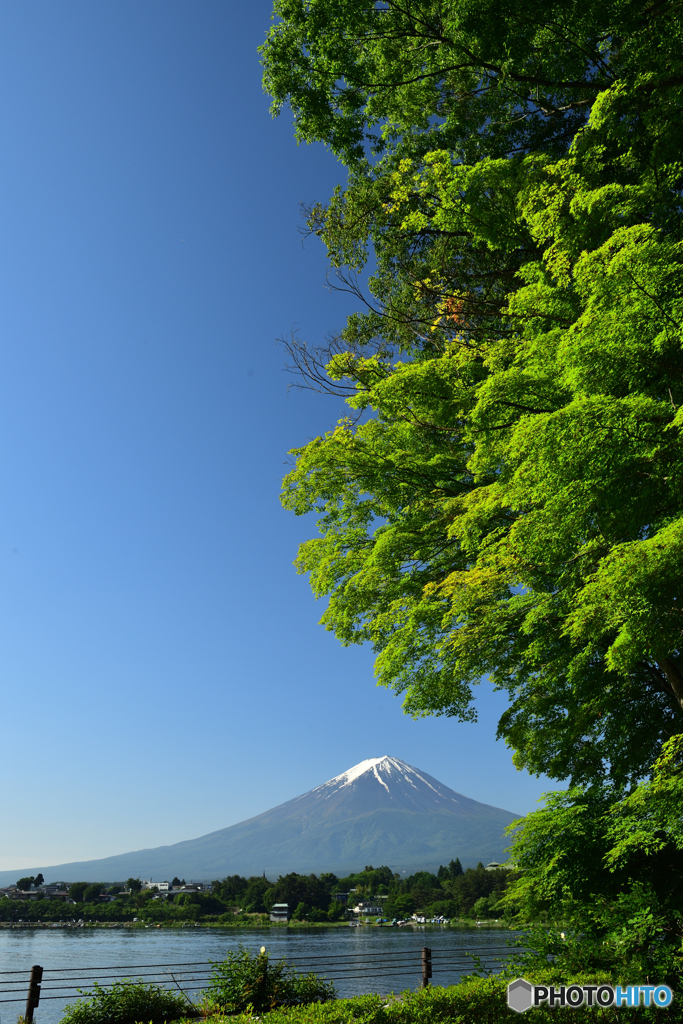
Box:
[507,978,534,1013]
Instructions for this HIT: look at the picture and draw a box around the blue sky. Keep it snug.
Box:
[0,1,555,872]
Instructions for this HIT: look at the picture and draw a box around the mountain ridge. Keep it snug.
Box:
[0,756,520,885]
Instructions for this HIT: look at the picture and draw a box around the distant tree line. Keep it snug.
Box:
[0,861,515,924]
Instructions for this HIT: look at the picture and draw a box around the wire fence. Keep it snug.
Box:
[0,945,516,1011]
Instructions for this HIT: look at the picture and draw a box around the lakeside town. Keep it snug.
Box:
[0,861,515,927]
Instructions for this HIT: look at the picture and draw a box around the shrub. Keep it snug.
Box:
[204,945,335,1013]
[59,978,193,1024]
[188,974,683,1024]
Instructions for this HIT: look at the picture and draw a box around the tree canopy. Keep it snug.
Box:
[261,0,677,165]
[263,0,683,791]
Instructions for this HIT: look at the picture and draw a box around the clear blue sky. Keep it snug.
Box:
[0,1,555,872]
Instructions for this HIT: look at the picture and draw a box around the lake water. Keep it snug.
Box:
[0,926,518,1024]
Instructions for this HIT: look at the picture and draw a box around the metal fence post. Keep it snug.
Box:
[24,965,43,1024]
[421,947,431,989]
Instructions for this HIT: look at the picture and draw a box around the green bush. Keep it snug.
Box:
[204,945,335,1013]
[59,978,193,1024]
[188,974,683,1024]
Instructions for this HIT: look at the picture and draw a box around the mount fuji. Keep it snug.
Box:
[0,757,520,884]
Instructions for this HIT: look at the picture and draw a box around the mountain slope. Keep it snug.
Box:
[0,757,520,884]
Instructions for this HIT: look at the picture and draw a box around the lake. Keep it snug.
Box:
[0,926,519,1024]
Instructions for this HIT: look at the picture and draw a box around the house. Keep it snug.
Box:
[143,880,170,891]
[270,902,290,923]
[353,900,384,917]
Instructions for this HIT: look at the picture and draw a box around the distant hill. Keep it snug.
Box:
[0,756,520,885]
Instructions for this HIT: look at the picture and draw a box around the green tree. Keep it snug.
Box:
[16,877,34,891]
[318,872,338,892]
[504,735,683,972]
[69,882,89,903]
[212,874,249,907]
[473,894,502,920]
[126,877,142,894]
[449,859,463,879]
[292,901,308,921]
[267,872,331,915]
[337,865,394,895]
[83,884,103,903]
[269,0,683,793]
[242,875,273,913]
[265,0,683,974]
[385,892,414,919]
[33,873,44,888]
[327,898,345,921]
[261,0,628,166]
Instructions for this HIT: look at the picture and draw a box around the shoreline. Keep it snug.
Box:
[0,920,516,931]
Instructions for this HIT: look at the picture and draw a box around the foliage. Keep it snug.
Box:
[337,866,394,896]
[438,860,463,881]
[279,158,683,788]
[292,901,308,921]
[213,870,344,920]
[266,0,683,797]
[260,0,640,166]
[204,945,335,1014]
[60,979,191,1024]
[264,0,683,972]
[83,884,103,903]
[212,874,275,913]
[16,877,34,891]
[183,974,683,1024]
[267,872,336,918]
[69,882,89,903]
[326,898,345,922]
[385,864,513,921]
[503,735,683,976]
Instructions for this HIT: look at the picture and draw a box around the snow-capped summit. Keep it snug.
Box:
[0,755,520,885]
[315,755,454,798]
[328,755,396,789]
[303,755,469,816]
